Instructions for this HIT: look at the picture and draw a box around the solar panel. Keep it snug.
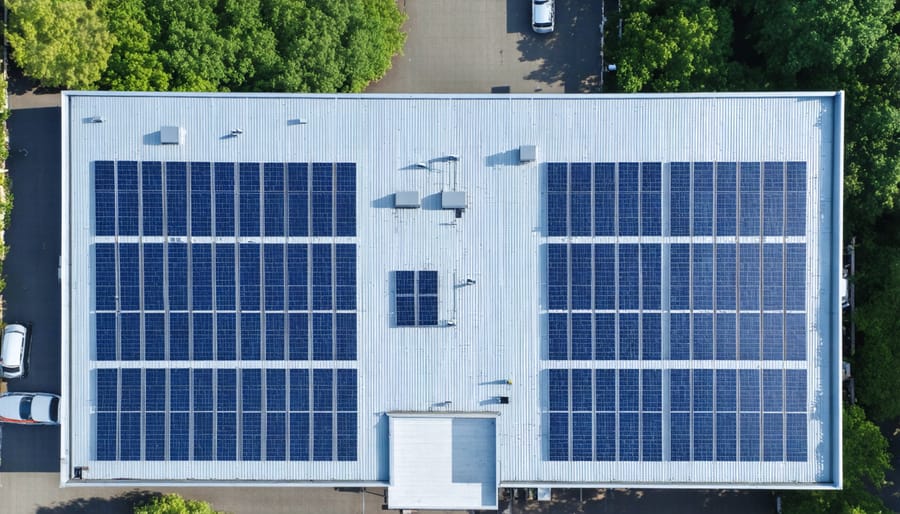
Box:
[145,413,165,461]
[739,162,761,235]
[117,161,139,236]
[239,162,261,237]
[191,162,212,236]
[94,161,116,236]
[572,412,592,461]
[693,162,714,236]
[142,161,163,236]
[618,163,639,236]
[594,163,615,236]
[214,162,235,236]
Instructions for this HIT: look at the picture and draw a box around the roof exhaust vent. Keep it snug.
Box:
[519,145,536,162]
[160,126,184,145]
[394,191,420,209]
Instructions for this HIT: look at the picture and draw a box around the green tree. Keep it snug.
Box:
[99,0,170,90]
[612,0,735,92]
[6,0,115,89]
[783,405,890,513]
[134,493,221,514]
[260,0,406,92]
[856,245,900,421]
[218,0,279,91]
[143,0,230,91]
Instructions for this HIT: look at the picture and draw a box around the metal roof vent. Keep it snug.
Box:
[441,191,466,209]
[160,126,184,145]
[519,145,536,162]
[394,191,420,209]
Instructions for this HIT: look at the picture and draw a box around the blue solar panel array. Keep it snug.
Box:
[95,367,358,461]
[95,161,356,238]
[545,161,809,463]
[395,271,439,326]
[92,161,358,463]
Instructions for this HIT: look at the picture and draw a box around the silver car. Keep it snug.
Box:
[0,392,60,425]
[532,0,555,33]
[0,323,29,379]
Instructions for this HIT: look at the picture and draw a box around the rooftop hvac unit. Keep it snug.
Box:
[160,126,184,145]
[519,145,536,162]
[394,191,420,208]
[441,191,466,209]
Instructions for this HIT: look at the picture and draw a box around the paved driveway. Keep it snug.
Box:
[368,0,604,93]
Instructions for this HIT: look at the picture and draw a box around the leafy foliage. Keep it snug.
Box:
[8,0,406,93]
[783,405,890,514]
[6,0,115,89]
[133,493,221,514]
[612,0,736,92]
[99,0,169,90]
[259,0,406,92]
[855,234,900,421]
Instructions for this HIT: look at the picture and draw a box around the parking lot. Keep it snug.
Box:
[0,1,779,513]
[367,0,604,93]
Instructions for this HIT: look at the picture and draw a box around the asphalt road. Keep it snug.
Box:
[2,100,62,473]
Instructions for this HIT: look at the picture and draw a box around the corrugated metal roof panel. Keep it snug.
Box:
[62,92,842,489]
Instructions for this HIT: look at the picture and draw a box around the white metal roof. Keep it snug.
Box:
[61,92,843,490]
[387,414,497,510]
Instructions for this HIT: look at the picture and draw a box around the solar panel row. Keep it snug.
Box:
[547,368,806,462]
[96,243,356,308]
[548,161,806,237]
[94,161,356,238]
[96,368,357,461]
[95,311,356,361]
[96,243,356,360]
[548,243,805,313]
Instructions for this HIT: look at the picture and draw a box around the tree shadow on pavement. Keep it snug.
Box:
[509,0,603,93]
[6,61,61,97]
[36,490,160,514]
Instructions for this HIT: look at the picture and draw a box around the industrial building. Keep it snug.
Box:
[61,92,844,510]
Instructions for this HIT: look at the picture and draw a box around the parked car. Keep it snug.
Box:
[532,0,555,33]
[1,323,30,379]
[0,392,60,425]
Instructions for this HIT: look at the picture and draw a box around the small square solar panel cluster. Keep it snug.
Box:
[395,271,439,326]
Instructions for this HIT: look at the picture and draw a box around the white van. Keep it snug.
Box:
[1,324,30,379]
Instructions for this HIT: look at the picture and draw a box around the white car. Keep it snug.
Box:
[532,0,555,33]
[0,392,60,425]
[0,323,29,379]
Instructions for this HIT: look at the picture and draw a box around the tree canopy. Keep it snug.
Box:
[613,0,735,92]
[7,0,407,92]
[6,0,115,89]
[134,494,221,514]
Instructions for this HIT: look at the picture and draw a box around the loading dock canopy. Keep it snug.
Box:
[387,413,498,510]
